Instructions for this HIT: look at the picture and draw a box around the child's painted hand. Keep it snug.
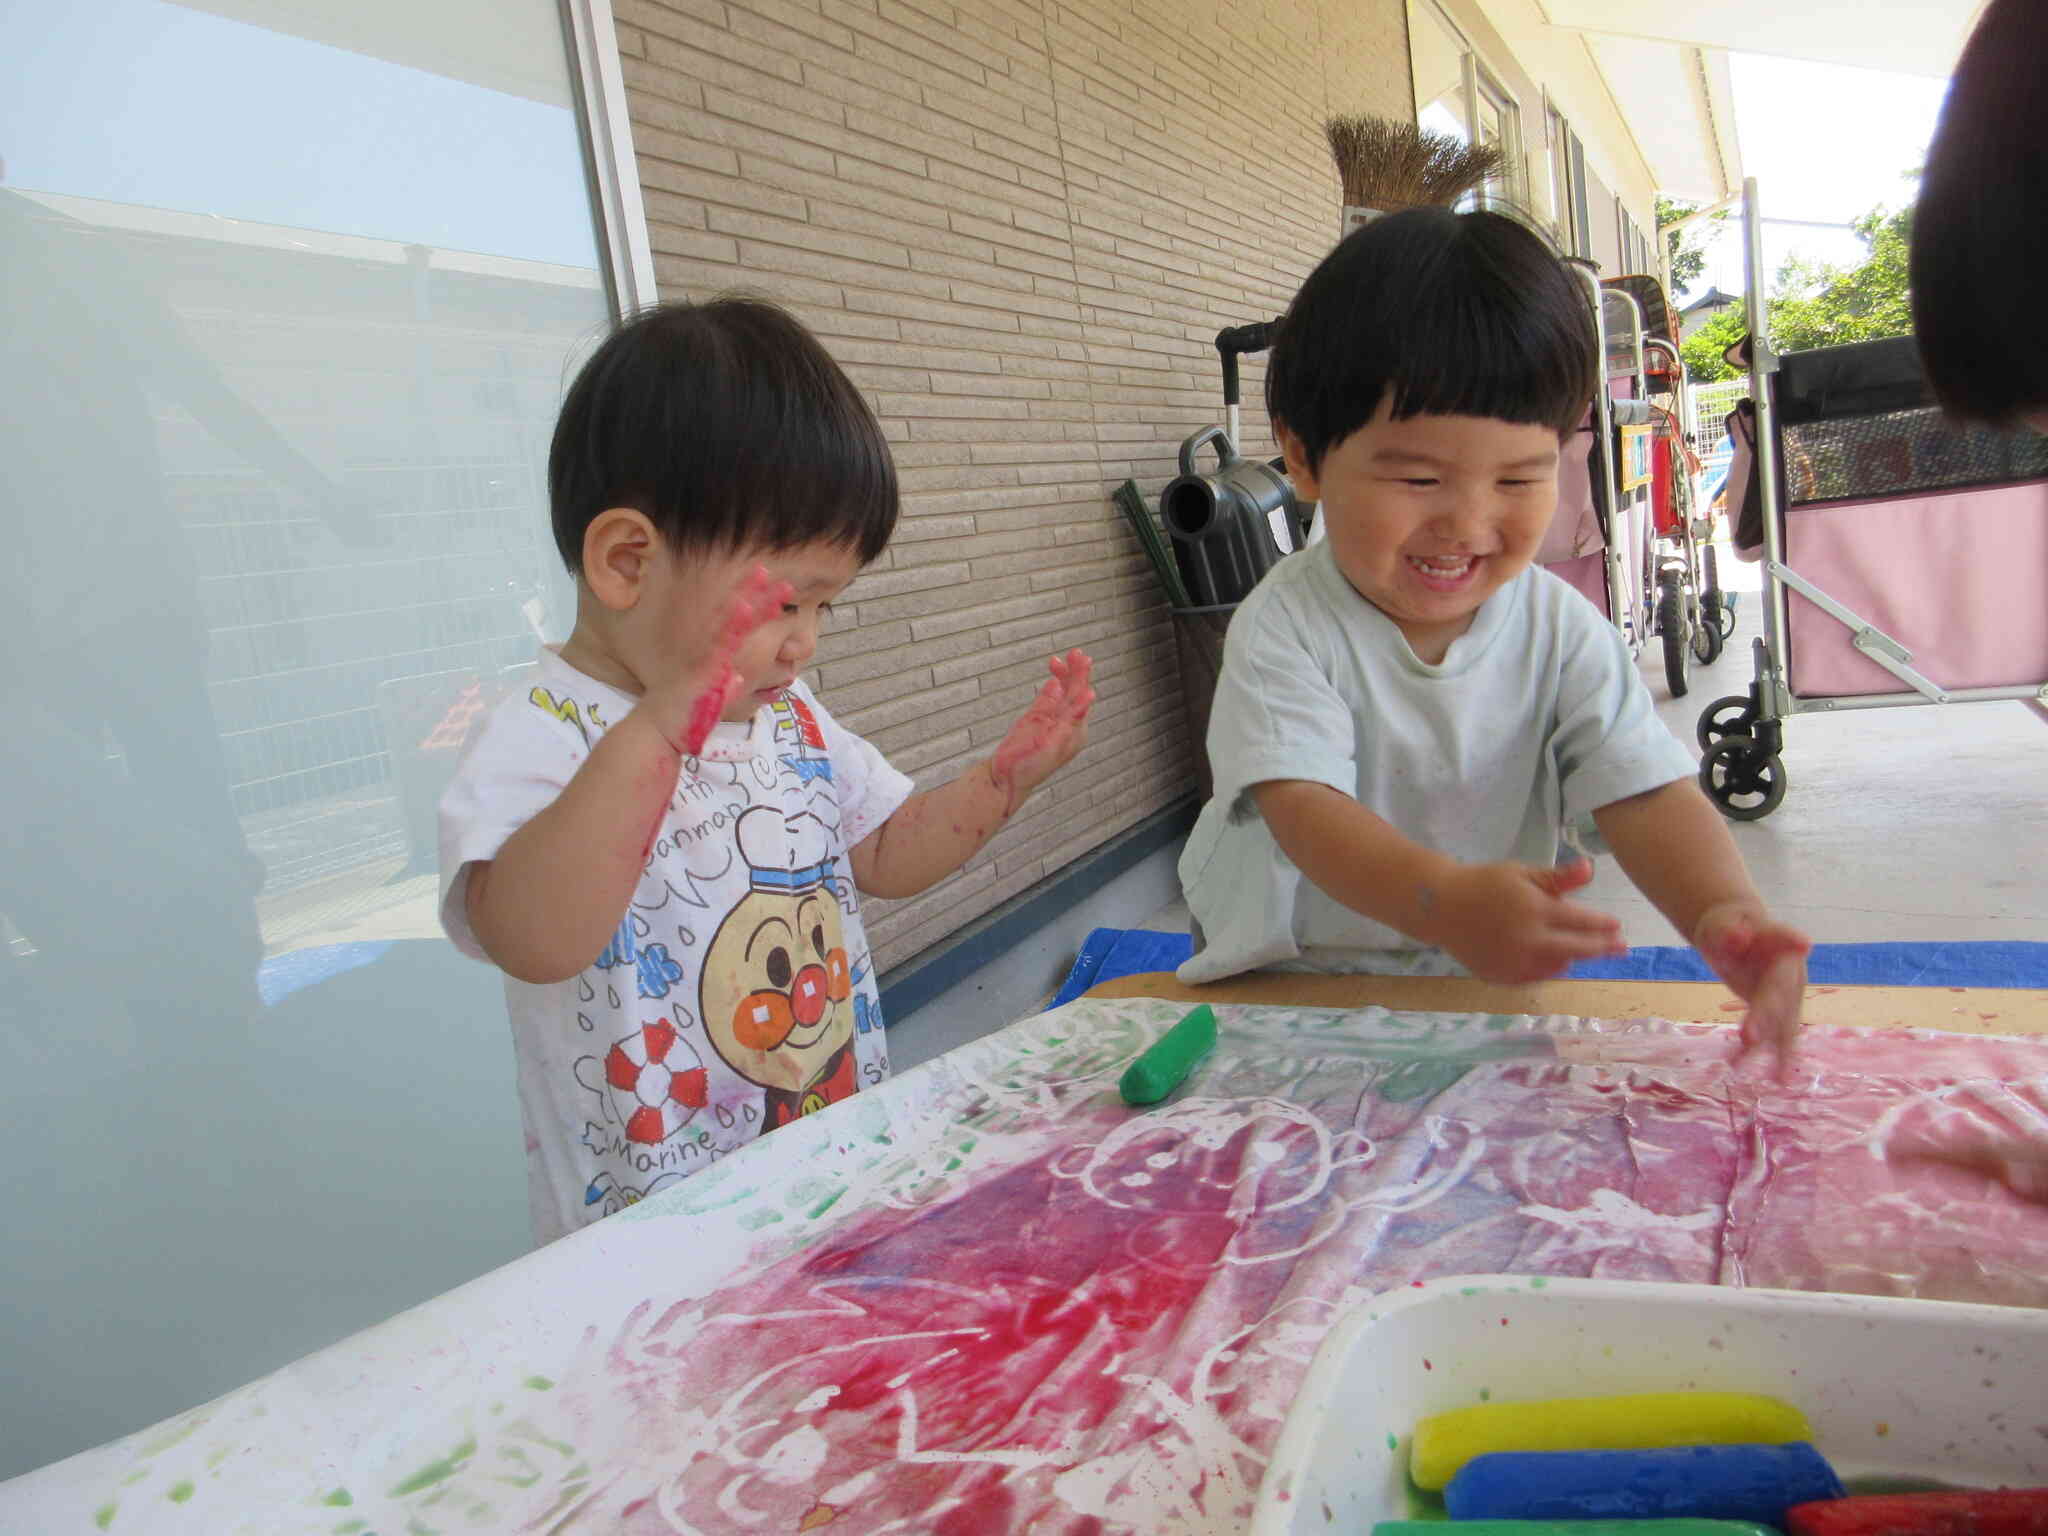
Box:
[647,565,792,756]
[988,650,1095,813]
[1432,857,1628,984]
[1692,901,1811,1072]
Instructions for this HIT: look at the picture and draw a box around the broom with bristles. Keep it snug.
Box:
[1324,114,1505,213]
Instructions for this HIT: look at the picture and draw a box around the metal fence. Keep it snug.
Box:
[1689,377,1747,494]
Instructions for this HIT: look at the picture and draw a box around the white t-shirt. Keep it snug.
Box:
[439,649,912,1245]
[1178,543,1694,982]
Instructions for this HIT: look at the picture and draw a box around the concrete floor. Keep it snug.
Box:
[1140,552,2048,949]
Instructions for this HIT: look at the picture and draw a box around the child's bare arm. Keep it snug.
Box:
[1593,778,1811,1063]
[1253,779,1626,982]
[851,651,1094,899]
[465,570,789,983]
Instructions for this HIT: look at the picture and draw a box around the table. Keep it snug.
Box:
[6,987,2046,1534]
[1084,971,2048,1036]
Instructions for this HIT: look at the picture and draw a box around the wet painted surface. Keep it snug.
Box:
[5,1003,2045,1533]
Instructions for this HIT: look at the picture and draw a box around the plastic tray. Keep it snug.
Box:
[1251,1276,2048,1534]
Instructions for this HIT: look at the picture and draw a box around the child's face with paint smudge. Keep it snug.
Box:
[598,537,862,718]
[1281,399,1562,666]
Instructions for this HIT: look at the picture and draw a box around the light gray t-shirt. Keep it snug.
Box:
[1177,542,1694,982]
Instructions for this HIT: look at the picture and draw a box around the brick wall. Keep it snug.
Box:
[611,0,1411,971]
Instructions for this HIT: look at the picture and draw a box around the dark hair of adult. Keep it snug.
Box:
[1909,0,2048,427]
[1265,207,1597,472]
[548,296,898,572]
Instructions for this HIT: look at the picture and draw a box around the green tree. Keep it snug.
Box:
[1677,204,1914,382]
[1769,205,1913,352]
[1657,195,1724,291]
[1680,303,1749,383]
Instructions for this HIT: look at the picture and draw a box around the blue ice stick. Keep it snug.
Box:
[1444,1442,1845,1526]
[1118,1004,1217,1105]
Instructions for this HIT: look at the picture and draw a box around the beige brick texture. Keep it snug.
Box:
[615,0,1411,973]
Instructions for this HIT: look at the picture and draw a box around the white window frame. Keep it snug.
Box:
[1464,54,1525,212]
[560,0,657,317]
[1545,92,1592,261]
[1410,0,1525,213]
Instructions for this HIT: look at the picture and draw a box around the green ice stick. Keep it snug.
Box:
[1375,1524,1780,1536]
[1118,1004,1217,1105]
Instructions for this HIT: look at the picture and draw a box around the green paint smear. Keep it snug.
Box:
[390,1435,476,1497]
[324,1488,355,1506]
[333,1523,367,1535]
[808,1187,846,1219]
[522,1376,553,1391]
[1376,1059,1472,1102]
[738,1208,783,1230]
[95,1502,117,1530]
[1460,1287,1479,1296]
[1528,1276,1548,1288]
[136,1414,207,1457]
[168,1481,195,1503]
[1479,1387,1492,1401]
[1386,1432,1399,1449]
[1403,1479,1449,1521]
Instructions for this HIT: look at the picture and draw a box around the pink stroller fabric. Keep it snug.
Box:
[1540,414,1620,620]
[1787,480,2048,697]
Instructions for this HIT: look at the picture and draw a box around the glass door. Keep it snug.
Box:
[1,0,622,1476]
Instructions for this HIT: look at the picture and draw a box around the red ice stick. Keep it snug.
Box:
[1787,1491,2048,1536]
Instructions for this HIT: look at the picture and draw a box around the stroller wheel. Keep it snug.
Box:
[1699,737,1787,821]
[1691,607,1724,665]
[1697,694,1755,751]
[1658,578,1689,698]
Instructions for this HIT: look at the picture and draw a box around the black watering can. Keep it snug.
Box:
[1159,426,1301,606]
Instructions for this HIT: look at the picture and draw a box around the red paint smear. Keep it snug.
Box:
[681,663,737,757]
[593,1122,1301,1532]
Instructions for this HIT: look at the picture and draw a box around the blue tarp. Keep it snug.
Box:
[1050,929,2048,1010]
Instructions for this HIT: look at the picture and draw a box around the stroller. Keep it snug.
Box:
[1698,178,2048,819]
[1539,265,1725,696]
[1608,271,1730,691]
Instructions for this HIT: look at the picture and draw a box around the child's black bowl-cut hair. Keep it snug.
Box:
[1266,207,1597,471]
[549,296,898,572]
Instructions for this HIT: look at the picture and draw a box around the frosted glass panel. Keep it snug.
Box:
[0,0,612,1478]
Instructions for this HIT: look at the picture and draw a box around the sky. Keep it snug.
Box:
[1675,51,1952,305]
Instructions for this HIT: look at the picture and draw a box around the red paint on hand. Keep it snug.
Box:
[1694,905,1812,1076]
[682,665,739,757]
[989,649,1095,814]
[678,566,792,756]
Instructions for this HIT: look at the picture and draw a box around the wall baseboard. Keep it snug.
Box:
[878,800,1195,1070]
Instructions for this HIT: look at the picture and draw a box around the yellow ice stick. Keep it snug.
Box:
[1409,1391,1813,1492]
